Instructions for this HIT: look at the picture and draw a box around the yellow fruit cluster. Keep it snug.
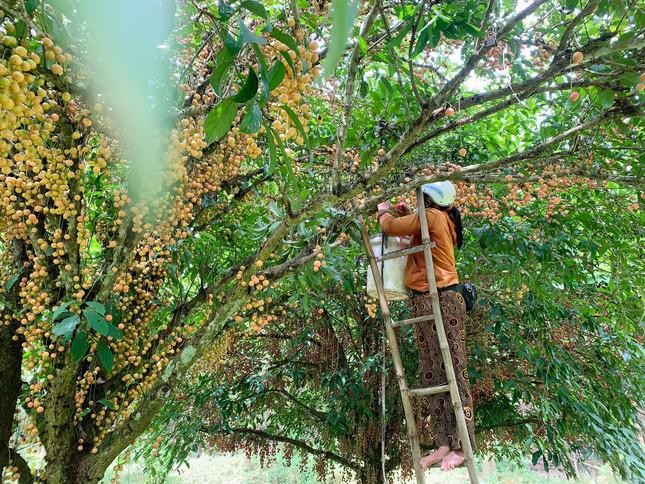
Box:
[0,12,325,455]
[268,38,320,148]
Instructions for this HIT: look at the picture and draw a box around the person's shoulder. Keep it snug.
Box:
[424,207,444,219]
[425,208,451,225]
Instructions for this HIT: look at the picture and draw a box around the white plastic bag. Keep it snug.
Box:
[366,235,410,301]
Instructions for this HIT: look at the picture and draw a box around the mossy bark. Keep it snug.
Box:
[0,320,24,474]
[41,360,82,483]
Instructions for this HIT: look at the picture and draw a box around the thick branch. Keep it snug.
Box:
[363,106,639,213]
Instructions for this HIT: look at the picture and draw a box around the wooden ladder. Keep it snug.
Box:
[360,186,479,484]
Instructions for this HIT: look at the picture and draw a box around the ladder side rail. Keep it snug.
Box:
[415,187,480,484]
[359,219,425,484]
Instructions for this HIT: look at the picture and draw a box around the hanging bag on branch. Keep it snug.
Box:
[366,234,410,301]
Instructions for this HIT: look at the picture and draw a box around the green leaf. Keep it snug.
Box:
[279,50,297,77]
[323,0,359,75]
[359,78,368,97]
[14,20,27,39]
[428,27,441,48]
[250,44,270,104]
[107,323,123,341]
[241,0,268,19]
[25,0,39,15]
[218,0,234,20]
[97,339,114,372]
[358,36,368,55]
[267,60,286,91]
[52,301,73,321]
[84,308,109,336]
[598,89,614,108]
[210,49,234,96]
[52,314,80,342]
[5,273,20,291]
[461,22,485,38]
[281,104,310,148]
[232,68,259,103]
[224,32,242,55]
[379,76,393,98]
[98,398,116,410]
[240,103,262,134]
[71,331,89,361]
[85,301,105,315]
[204,99,238,143]
[532,449,543,465]
[412,27,429,57]
[238,19,267,46]
[270,29,299,54]
[443,23,459,40]
[385,18,414,51]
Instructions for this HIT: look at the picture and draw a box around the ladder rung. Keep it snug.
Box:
[391,314,434,328]
[405,384,450,397]
[376,241,436,262]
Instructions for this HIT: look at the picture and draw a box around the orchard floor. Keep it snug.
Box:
[102,451,624,484]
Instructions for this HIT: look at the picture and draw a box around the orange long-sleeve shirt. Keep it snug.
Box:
[379,209,459,291]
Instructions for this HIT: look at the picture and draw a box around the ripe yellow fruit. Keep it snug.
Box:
[640,72,645,82]
[636,83,645,93]
[51,63,64,75]
[458,148,467,157]
[569,91,580,102]
[571,51,584,64]
[445,107,455,117]
[3,36,18,47]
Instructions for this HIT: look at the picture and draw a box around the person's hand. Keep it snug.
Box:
[395,203,411,215]
[377,201,392,212]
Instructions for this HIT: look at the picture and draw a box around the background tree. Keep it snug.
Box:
[0,0,642,483]
[137,183,643,484]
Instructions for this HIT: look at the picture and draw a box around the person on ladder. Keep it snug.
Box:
[376,181,475,472]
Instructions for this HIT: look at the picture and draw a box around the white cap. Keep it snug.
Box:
[421,181,456,207]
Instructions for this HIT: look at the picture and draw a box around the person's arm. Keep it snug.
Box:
[378,212,420,236]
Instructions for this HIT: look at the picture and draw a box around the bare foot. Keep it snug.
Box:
[420,445,450,469]
[441,450,465,471]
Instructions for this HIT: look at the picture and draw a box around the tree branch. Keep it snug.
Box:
[259,238,347,280]
[269,389,329,423]
[553,0,600,56]
[362,106,639,213]
[428,0,549,109]
[203,426,361,472]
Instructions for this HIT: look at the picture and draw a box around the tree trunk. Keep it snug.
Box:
[0,320,25,475]
[361,446,386,484]
[42,361,83,484]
